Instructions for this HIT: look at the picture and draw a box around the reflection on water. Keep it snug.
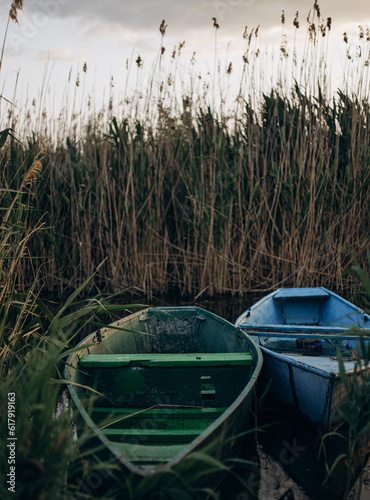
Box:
[216,393,370,500]
[257,445,310,500]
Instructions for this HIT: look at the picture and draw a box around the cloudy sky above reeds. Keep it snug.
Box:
[0,0,369,114]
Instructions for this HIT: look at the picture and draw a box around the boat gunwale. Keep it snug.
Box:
[65,306,263,476]
[257,343,341,378]
[235,287,370,328]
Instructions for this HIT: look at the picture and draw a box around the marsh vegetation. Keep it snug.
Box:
[1,1,369,299]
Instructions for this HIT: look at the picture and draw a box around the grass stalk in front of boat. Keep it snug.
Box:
[0,275,150,499]
[67,424,259,499]
[320,337,370,498]
[0,140,136,499]
[320,265,370,498]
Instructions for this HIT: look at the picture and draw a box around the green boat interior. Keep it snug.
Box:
[90,406,228,465]
[72,308,258,466]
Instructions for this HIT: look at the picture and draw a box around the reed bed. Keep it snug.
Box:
[1,4,370,299]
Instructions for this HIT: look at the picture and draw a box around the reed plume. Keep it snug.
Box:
[24,148,47,185]
[9,0,23,23]
[0,1,23,73]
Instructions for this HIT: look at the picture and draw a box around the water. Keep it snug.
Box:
[218,408,370,499]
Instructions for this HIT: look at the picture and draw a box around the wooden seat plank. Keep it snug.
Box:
[102,428,200,443]
[80,352,253,368]
[113,442,185,462]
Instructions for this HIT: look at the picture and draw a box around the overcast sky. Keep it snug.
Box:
[0,0,369,123]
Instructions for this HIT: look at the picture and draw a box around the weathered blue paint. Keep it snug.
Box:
[239,328,360,339]
[235,287,370,430]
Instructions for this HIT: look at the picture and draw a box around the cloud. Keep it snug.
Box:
[23,0,370,36]
[5,0,370,68]
[35,44,86,63]
[15,0,367,73]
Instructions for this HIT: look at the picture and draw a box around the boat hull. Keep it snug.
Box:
[256,346,359,430]
[65,306,262,484]
[235,288,370,431]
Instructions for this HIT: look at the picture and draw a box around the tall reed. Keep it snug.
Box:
[319,262,370,499]
[1,4,369,298]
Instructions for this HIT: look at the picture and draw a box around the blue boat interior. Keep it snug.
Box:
[259,338,358,368]
[248,288,369,329]
[239,288,370,364]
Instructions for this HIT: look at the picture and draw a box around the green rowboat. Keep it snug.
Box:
[65,306,262,479]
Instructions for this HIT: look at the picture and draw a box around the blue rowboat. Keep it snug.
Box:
[235,288,370,431]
